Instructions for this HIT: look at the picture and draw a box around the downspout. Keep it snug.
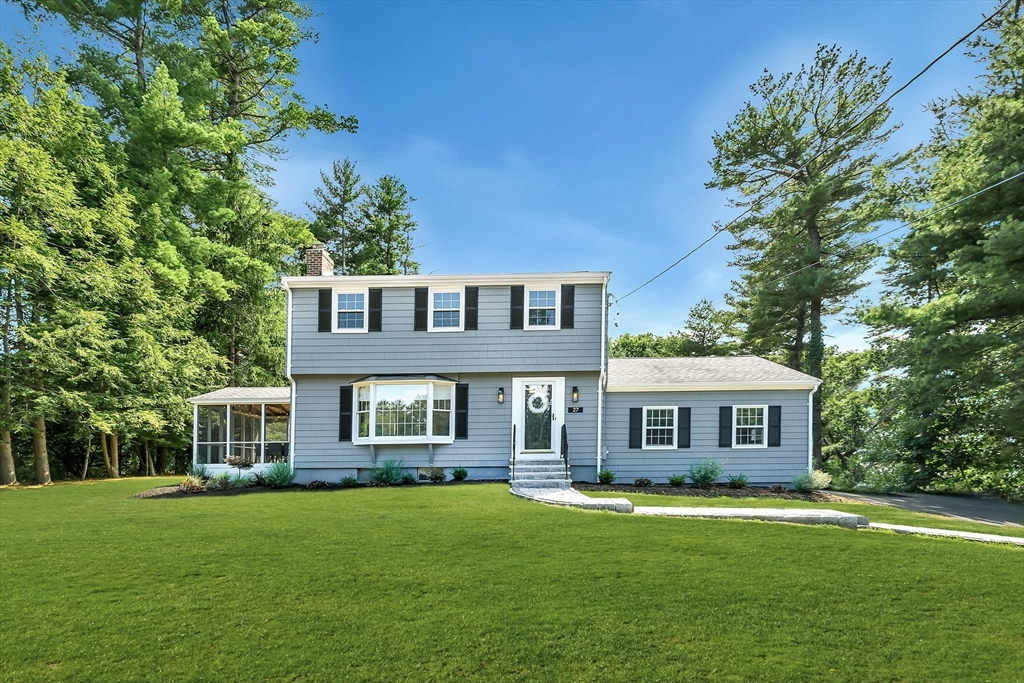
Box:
[807,384,818,474]
[286,285,296,472]
[597,275,608,475]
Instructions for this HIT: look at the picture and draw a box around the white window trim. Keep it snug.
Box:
[732,404,768,449]
[524,285,560,331]
[642,406,677,450]
[427,286,465,333]
[351,380,457,445]
[332,287,369,334]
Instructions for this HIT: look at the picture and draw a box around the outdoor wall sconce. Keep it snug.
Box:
[497,388,505,404]
[572,386,579,403]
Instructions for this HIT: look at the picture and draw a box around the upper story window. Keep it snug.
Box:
[733,405,767,448]
[429,288,464,332]
[334,289,367,333]
[353,381,455,444]
[526,287,559,330]
[643,406,677,450]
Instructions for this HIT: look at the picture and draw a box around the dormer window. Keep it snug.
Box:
[428,287,464,332]
[526,287,559,329]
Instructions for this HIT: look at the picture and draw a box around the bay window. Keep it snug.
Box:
[352,381,455,444]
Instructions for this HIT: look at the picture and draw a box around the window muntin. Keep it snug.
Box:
[430,289,463,331]
[643,406,677,449]
[525,287,559,329]
[334,289,367,332]
[352,381,456,444]
[733,405,767,448]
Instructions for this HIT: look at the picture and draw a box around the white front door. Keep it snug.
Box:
[511,377,564,459]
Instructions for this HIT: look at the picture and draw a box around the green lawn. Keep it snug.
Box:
[1,480,1022,682]
[584,491,1024,538]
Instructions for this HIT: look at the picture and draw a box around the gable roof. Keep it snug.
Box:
[188,387,291,404]
[607,356,819,392]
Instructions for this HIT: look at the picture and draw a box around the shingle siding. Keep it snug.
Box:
[603,389,811,485]
[290,284,603,375]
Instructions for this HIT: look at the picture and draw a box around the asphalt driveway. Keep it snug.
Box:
[833,491,1024,528]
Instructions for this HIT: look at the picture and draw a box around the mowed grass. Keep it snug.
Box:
[1,480,1022,682]
[584,492,1024,538]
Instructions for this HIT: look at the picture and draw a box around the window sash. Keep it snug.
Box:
[732,405,767,448]
[352,381,456,443]
[429,288,464,331]
[525,287,559,329]
[333,289,368,333]
[642,407,677,449]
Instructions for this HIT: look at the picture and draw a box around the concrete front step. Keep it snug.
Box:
[510,479,572,490]
[512,470,568,480]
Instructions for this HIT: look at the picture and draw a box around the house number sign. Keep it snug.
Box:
[567,407,584,414]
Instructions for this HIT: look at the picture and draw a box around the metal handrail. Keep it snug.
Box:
[560,424,569,478]
[510,424,516,482]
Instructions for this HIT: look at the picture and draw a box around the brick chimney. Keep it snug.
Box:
[305,243,335,276]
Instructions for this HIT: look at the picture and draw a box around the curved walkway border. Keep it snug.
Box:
[511,487,1024,545]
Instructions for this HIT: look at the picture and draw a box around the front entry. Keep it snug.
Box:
[511,377,565,459]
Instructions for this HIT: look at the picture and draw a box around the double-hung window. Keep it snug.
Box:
[352,381,455,444]
[334,289,367,332]
[429,288,463,332]
[733,405,767,448]
[643,406,677,449]
[525,287,559,329]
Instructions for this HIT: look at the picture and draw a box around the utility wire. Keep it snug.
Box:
[756,168,1024,289]
[612,0,1011,304]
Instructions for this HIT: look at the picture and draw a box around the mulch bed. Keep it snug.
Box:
[131,479,508,499]
[574,483,844,503]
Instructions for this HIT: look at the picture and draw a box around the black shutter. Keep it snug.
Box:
[768,406,782,447]
[629,408,643,449]
[465,287,479,330]
[414,287,428,331]
[455,384,469,439]
[339,385,353,441]
[368,288,383,332]
[677,407,691,448]
[510,285,524,329]
[719,407,732,447]
[318,289,332,332]
[560,284,575,329]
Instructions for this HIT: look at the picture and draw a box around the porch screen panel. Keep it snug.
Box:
[197,405,227,464]
[264,404,290,463]
[231,404,262,463]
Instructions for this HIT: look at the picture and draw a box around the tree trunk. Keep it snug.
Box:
[144,441,155,476]
[111,430,120,477]
[156,445,166,475]
[31,415,51,485]
[0,281,16,485]
[81,434,92,481]
[100,432,117,478]
[0,427,15,485]
[807,217,824,468]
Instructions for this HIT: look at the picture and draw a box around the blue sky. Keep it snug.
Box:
[0,0,997,348]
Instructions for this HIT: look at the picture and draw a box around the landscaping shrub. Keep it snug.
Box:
[230,473,254,489]
[425,467,446,483]
[451,467,468,481]
[307,479,328,490]
[339,476,360,488]
[371,459,406,486]
[263,462,296,488]
[252,471,267,487]
[668,474,686,487]
[633,478,653,487]
[187,463,209,480]
[178,475,206,494]
[596,470,616,484]
[793,470,832,491]
[689,459,723,488]
[208,472,232,490]
[400,473,417,485]
[727,474,749,488]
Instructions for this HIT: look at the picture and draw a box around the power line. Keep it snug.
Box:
[612,0,1011,304]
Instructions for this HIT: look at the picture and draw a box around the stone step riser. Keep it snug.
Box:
[511,481,572,490]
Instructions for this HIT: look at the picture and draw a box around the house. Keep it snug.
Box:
[188,244,820,487]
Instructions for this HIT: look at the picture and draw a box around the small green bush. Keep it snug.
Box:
[307,479,328,490]
[178,475,206,494]
[371,459,406,486]
[596,470,616,484]
[230,473,254,489]
[188,463,209,480]
[689,460,723,488]
[668,474,686,487]
[400,473,417,485]
[634,478,653,487]
[339,476,360,488]
[425,467,446,484]
[252,471,267,487]
[209,472,231,490]
[451,467,468,481]
[727,474,749,488]
[263,462,296,488]
[793,470,832,492]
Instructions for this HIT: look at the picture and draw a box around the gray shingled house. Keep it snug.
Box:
[188,245,819,487]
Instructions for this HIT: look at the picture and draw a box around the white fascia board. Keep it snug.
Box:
[282,271,612,289]
[606,381,820,393]
[189,395,292,405]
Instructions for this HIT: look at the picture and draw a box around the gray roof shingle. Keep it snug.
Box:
[188,387,291,403]
[607,356,818,388]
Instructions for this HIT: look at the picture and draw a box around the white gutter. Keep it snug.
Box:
[286,287,296,472]
[597,275,608,474]
[607,381,821,392]
[807,384,818,473]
